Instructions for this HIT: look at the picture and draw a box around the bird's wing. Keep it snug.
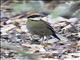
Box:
[40,19,55,33]
[40,19,61,40]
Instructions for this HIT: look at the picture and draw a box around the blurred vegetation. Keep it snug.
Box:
[1,0,80,20]
[50,1,80,18]
[11,1,45,14]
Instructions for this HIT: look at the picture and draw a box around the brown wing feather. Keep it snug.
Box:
[40,19,60,40]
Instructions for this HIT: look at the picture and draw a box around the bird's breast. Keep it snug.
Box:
[26,20,53,36]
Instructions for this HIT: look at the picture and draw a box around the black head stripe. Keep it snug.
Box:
[27,15,43,18]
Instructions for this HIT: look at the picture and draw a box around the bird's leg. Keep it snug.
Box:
[42,36,49,45]
[40,37,43,45]
[29,34,34,41]
[40,36,45,45]
[44,36,52,44]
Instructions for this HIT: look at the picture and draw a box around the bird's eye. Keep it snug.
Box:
[27,15,42,18]
[31,20,35,21]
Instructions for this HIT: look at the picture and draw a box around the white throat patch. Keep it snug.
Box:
[29,17,41,20]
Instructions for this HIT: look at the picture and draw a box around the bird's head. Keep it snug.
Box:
[27,12,47,21]
[27,15,42,21]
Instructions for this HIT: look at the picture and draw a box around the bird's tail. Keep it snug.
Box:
[52,34,61,40]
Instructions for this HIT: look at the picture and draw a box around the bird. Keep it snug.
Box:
[26,14,61,42]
